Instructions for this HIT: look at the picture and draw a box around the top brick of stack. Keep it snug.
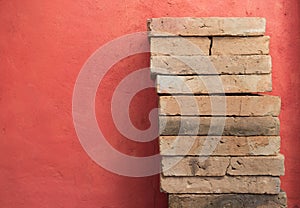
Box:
[148,17,266,37]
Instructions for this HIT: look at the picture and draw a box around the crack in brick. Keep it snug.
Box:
[209,37,213,55]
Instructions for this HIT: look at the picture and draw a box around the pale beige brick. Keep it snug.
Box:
[157,74,272,94]
[159,116,279,136]
[162,156,230,176]
[228,154,285,176]
[148,17,266,36]
[160,136,281,156]
[160,176,280,194]
[169,192,287,208]
[212,36,270,55]
[159,95,281,116]
[151,55,272,75]
[162,155,284,177]
[150,37,210,56]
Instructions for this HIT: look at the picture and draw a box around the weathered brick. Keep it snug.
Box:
[212,36,270,55]
[156,74,272,94]
[160,136,281,156]
[169,192,287,208]
[159,116,279,136]
[228,155,285,176]
[150,37,210,56]
[148,17,266,36]
[162,156,230,176]
[162,155,284,177]
[159,95,281,116]
[151,55,272,75]
[160,176,280,194]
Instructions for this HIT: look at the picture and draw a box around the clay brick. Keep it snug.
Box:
[148,17,266,36]
[228,155,285,176]
[169,192,287,208]
[156,74,272,94]
[159,116,279,136]
[159,136,281,156]
[159,95,281,116]
[151,55,272,75]
[162,156,230,176]
[150,37,210,56]
[160,176,280,194]
[162,155,284,177]
[212,36,270,55]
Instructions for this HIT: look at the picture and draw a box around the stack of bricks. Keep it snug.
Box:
[148,17,287,208]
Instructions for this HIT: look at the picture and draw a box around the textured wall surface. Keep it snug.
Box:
[0,0,299,207]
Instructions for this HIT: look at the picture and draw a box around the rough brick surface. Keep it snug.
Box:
[159,95,281,116]
[212,36,270,55]
[148,17,266,36]
[160,136,281,156]
[150,37,210,56]
[160,176,280,194]
[151,55,272,75]
[169,192,287,208]
[162,156,230,176]
[162,155,284,176]
[157,74,272,94]
[159,116,280,136]
[228,155,285,176]
[149,17,285,206]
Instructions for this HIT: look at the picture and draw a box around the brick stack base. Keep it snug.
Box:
[148,17,287,208]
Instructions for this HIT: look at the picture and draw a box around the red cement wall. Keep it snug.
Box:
[0,0,299,207]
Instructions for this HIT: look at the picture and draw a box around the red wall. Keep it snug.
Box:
[0,0,299,207]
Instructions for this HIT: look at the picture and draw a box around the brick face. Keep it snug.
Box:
[212,36,270,55]
[159,116,280,136]
[150,37,210,56]
[148,17,266,36]
[151,55,272,75]
[160,136,281,156]
[156,74,272,94]
[162,156,230,176]
[169,193,287,208]
[160,176,280,194]
[159,95,281,116]
[162,155,284,177]
[228,155,285,176]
